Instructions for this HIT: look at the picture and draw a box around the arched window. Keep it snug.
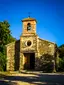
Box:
[27,23,31,31]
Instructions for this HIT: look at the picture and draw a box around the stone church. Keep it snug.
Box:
[6,17,58,72]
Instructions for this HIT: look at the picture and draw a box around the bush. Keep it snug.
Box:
[58,57,64,71]
[0,52,6,71]
[35,54,55,72]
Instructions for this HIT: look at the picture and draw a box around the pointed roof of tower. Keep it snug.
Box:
[22,17,37,22]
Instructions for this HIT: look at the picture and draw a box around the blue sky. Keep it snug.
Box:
[0,0,64,46]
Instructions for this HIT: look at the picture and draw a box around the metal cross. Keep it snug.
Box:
[28,12,31,18]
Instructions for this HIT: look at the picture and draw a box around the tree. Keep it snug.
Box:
[58,44,64,71]
[59,44,64,58]
[0,20,16,71]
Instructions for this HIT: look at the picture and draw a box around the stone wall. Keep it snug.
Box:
[6,42,15,71]
[14,40,20,70]
[20,35,38,52]
[6,36,57,72]
[35,38,56,71]
[6,40,20,71]
[19,35,38,71]
[38,38,55,56]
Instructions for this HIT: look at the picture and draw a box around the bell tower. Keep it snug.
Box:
[22,17,37,36]
[20,17,38,70]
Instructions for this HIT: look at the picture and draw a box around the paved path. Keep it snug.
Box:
[0,72,64,85]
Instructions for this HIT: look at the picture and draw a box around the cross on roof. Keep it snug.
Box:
[28,12,31,18]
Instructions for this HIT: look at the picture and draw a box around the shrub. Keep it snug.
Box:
[0,52,6,71]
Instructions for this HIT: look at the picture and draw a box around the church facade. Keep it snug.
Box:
[6,17,58,72]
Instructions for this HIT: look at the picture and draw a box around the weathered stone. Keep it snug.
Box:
[6,17,58,72]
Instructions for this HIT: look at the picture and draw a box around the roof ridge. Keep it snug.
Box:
[22,17,37,22]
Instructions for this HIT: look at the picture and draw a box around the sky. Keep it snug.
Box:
[0,0,64,46]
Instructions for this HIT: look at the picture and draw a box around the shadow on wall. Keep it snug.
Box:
[14,40,20,71]
[35,54,55,72]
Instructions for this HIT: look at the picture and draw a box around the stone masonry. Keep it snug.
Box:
[6,17,58,72]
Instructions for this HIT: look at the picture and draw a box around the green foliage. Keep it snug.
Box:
[58,44,64,71]
[0,52,6,71]
[36,54,54,72]
[59,44,64,58]
[0,20,16,71]
[58,57,64,71]
[0,21,16,46]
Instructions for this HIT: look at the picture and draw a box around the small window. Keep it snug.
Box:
[27,23,31,31]
[27,41,31,46]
